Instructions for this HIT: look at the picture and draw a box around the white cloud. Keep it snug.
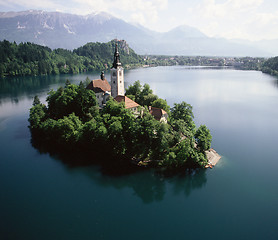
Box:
[191,0,278,40]
[197,0,264,20]
[110,0,167,25]
[0,0,62,11]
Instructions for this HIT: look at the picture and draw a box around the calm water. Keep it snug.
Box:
[1,66,278,239]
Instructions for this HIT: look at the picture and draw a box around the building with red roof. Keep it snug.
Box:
[149,106,168,123]
[114,95,140,115]
[86,71,111,107]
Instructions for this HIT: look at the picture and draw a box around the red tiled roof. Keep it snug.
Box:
[149,106,167,121]
[114,95,140,109]
[86,79,111,93]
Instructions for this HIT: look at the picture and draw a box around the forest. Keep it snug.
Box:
[261,56,278,76]
[0,40,143,77]
[1,39,268,78]
[29,80,212,170]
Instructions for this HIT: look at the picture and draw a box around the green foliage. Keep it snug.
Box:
[0,40,143,77]
[74,40,142,69]
[46,82,97,121]
[29,98,47,130]
[171,102,195,132]
[125,80,142,102]
[29,81,211,170]
[194,125,212,152]
[161,138,208,169]
[125,80,159,107]
[262,56,278,76]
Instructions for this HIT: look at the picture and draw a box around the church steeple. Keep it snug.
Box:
[111,41,124,97]
[112,42,122,69]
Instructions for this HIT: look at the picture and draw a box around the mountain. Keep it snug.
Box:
[0,10,272,56]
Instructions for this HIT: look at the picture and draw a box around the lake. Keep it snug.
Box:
[1,66,278,239]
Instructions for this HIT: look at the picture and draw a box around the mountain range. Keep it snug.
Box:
[0,10,277,57]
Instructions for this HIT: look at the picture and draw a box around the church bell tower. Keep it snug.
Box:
[111,42,124,97]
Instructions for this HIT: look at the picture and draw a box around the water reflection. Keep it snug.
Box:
[0,75,65,101]
[80,166,207,204]
[32,137,207,203]
[169,170,207,197]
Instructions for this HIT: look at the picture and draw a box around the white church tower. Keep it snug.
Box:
[111,42,124,97]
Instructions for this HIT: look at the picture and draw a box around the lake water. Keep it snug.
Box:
[1,66,278,239]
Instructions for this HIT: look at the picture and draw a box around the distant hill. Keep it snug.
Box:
[0,39,143,77]
[0,10,273,56]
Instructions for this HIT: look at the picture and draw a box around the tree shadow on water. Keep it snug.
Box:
[165,169,207,197]
[31,136,208,204]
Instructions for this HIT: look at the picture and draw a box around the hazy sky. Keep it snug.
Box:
[1,0,278,41]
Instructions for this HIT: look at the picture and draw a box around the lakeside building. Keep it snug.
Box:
[86,71,111,107]
[87,42,168,122]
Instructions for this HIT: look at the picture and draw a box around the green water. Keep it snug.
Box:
[1,66,278,239]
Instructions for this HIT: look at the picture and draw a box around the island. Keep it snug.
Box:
[29,42,220,171]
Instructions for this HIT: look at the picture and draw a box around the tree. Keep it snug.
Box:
[194,125,212,152]
[46,82,97,121]
[171,101,195,132]
[140,93,158,106]
[32,95,41,106]
[29,97,47,130]
[29,104,46,129]
[125,80,142,101]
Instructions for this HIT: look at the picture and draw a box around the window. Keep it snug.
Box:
[113,72,116,77]
[113,81,115,84]
[119,71,122,76]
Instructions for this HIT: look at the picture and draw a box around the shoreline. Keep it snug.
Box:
[205,148,221,168]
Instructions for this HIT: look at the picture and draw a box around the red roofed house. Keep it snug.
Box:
[86,71,111,107]
[149,106,168,123]
[114,95,140,115]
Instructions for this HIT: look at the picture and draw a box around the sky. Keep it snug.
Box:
[1,0,278,41]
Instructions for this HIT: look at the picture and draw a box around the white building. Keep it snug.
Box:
[111,43,125,97]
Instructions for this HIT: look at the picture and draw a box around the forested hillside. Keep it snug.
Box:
[262,56,278,75]
[0,39,143,77]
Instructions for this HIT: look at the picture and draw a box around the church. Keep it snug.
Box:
[86,42,140,112]
[86,41,168,122]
